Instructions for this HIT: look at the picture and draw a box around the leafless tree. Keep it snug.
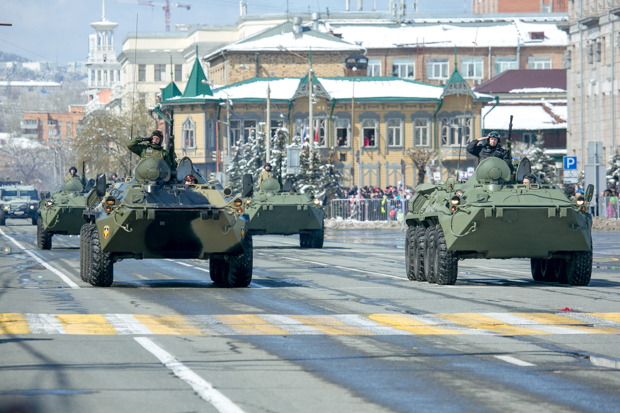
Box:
[406,147,440,185]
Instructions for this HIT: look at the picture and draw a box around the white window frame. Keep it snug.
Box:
[154,64,166,82]
[367,59,381,77]
[392,59,414,79]
[361,119,378,148]
[243,120,257,143]
[427,59,449,80]
[48,128,58,136]
[387,118,403,147]
[441,117,472,147]
[414,118,430,146]
[529,57,552,70]
[229,120,241,147]
[138,64,146,82]
[334,119,350,148]
[182,116,196,149]
[461,58,483,79]
[494,58,518,75]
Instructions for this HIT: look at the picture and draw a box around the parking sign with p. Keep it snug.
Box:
[563,156,577,170]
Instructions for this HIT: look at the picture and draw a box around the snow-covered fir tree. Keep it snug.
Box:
[269,126,289,180]
[606,148,620,183]
[225,146,245,193]
[511,134,556,183]
[296,142,342,199]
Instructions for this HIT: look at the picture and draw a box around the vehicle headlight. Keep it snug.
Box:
[576,196,585,206]
[105,197,116,206]
[455,189,464,197]
[29,205,35,210]
[46,200,53,207]
[450,196,461,205]
[3,205,8,210]
[313,198,320,206]
[233,198,243,207]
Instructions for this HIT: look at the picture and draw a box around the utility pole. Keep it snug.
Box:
[309,69,314,168]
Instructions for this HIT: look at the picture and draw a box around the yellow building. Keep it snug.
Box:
[162,58,493,187]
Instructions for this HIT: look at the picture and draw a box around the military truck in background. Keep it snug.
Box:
[405,156,594,286]
[0,184,39,225]
[244,176,325,248]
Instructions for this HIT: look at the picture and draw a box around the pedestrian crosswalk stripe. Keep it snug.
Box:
[0,313,619,336]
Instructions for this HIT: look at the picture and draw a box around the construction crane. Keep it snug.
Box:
[116,0,191,32]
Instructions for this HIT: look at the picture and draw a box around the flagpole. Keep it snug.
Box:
[308,67,314,170]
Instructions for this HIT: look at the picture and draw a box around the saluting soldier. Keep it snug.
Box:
[466,131,511,168]
[126,130,173,168]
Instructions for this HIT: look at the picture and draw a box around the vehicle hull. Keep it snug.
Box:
[40,206,86,235]
[247,204,323,235]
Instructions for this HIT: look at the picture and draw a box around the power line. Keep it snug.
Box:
[0,38,52,62]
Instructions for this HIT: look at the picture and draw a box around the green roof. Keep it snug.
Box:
[161,81,182,101]
[182,58,212,98]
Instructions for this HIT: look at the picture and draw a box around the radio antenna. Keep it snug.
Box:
[456,27,479,181]
[128,14,139,174]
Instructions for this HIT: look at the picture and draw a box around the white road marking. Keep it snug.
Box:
[134,337,246,413]
[194,267,210,273]
[334,314,411,335]
[105,314,153,335]
[494,355,536,367]
[177,262,194,267]
[484,313,590,335]
[25,313,66,334]
[278,256,407,280]
[408,314,494,335]
[258,315,322,334]
[0,228,80,289]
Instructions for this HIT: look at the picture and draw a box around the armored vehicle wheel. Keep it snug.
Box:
[555,259,569,284]
[530,259,544,282]
[434,226,458,285]
[566,250,592,286]
[414,227,426,281]
[405,226,418,281]
[79,224,89,282]
[209,259,226,285]
[0,210,5,226]
[36,216,52,250]
[310,229,324,249]
[541,259,557,282]
[31,213,37,225]
[83,223,113,287]
[424,226,437,283]
[210,236,253,287]
[299,232,312,248]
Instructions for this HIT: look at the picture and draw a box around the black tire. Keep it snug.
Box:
[79,224,89,282]
[300,233,311,248]
[31,212,37,225]
[83,223,113,287]
[567,250,592,286]
[541,258,557,282]
[415,226,426,281]
[226,234,253,287]
[434,226,458,285]
[0,210,5,226]
[405,226,418,281]
[424,226,437,283]
[310,229,324,249]
[530,258,544,282]
[556,259,569,284]
[36,216,52,250]
[209,258,226,284]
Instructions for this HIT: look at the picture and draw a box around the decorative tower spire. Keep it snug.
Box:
[102,0,107,22]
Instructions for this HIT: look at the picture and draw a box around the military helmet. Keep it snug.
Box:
[69,166,78,173]
[152,130,164,139]
[264,163,272,169]
[487,131,501,140]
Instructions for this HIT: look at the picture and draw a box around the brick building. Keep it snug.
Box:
[205,21,364,85]
[472,0,568,13]
[20,106,86,145]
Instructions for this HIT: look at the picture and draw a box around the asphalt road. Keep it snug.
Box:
[1,220,620,413]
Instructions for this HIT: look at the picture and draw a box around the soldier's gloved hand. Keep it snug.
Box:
[142,137,152,142]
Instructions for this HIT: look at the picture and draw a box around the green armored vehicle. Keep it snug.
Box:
[0,184,39,225]
[80,156,253,288]
[245,177,324,248]
[37,178,91,250]
[405,156,594,286]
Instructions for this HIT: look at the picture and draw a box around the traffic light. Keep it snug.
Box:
[211,151,219,162]
[209,172,216,180]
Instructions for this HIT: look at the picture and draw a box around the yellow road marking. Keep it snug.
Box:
[588,313,620,323]
[367,314,462,335]
[0,313,30,334]
[133,315,205,335]
[593,257,619,261]
[56,314,117,335]
[437,313,550,335]
[514,313,620,334]
[213,314,289,335]
[288,315,373,335]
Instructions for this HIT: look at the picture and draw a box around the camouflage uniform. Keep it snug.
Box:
[126,136,173,168]
[64,174,80,182]
[257,170,274,187]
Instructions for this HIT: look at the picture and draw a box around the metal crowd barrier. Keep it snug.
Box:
[597,196,619,218]
[328,198,407,221]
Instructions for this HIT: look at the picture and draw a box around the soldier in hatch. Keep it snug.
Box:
[466,131,511,168]
[126,130,173,168]
[257,163,274,187]
[64,166,79,182]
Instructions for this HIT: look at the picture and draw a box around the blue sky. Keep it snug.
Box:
[1,0,468,64]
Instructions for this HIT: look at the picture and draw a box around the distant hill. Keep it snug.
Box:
[0,51,31,63]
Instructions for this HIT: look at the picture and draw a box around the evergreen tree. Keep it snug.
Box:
[225,146,244,193]
[512,134,555,183]
[606,148,620,183]
[296,143,343,199]
[249,129,267,178]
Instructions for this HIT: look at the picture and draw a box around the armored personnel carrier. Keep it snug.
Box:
[37,178,91,250]
[245,177,324,248]
[405,156,593,286]
[0,184,39,225]
[80,156,253,288]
